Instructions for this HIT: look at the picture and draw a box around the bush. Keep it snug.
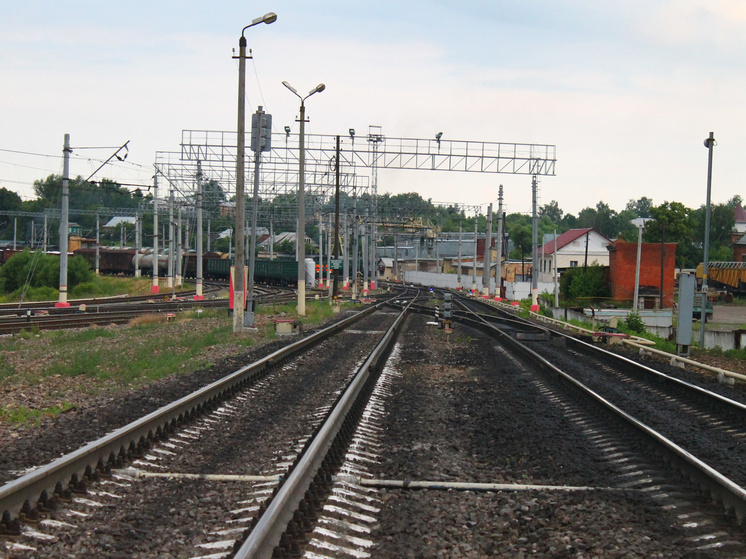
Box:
[0,250,93,294]
[560,263,610,301]
[624,313,647,335]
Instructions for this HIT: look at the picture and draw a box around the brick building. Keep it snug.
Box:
[607,240,677,308]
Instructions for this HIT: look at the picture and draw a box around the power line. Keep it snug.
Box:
[0,148,63,159]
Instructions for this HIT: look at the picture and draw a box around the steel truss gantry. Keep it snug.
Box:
[180,129,556,177]
[154,150,369,218]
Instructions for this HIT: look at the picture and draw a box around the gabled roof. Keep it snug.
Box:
[735,204,746,224]
[541,228,609,256]
[103,216,136,228]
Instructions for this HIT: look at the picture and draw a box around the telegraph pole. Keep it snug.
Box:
[151,173,159,294]
[701,132,716,346]
[56,134,71,308]
[483,203,492,297]
[195,161,204,301]
[495,185,504,300]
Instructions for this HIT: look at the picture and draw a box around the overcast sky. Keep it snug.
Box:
[2,1,745,218]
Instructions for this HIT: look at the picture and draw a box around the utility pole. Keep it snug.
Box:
[56,133,71,308]
[457,221,462,290]
[233,30,248,331]
[246,105,271,326]
[472,216,478,293]
[151,173,159,294]
[168,188,174,290]
[332,135,341,297]
[701,132,716,346]
[495,185,504,300]
[531,175,539,310]
[95,212,100,275]
[195,160,204,301]
[483,203,492,297]
[352,196,359,300]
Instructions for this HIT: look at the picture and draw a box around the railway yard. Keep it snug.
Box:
[2,286,746,558]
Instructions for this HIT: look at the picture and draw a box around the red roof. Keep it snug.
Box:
[541,228,608,256]
[735,204,746,224]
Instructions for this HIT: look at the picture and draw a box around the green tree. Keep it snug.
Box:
[508,223,532,261]
[560,263,610,300]
[644,202,696,267]
[693,203,734,260]
[0,250,93,294]
[625,197,654,218]
[539,200,563,223]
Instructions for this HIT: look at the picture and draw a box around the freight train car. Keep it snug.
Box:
[73,247,137,275]
[695,262,746,296]
[204,257,298,286]
[72,246,300,286]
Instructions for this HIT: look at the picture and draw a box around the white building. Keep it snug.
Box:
[537,228,612,283]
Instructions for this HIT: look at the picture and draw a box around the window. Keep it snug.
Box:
[570,261,578,268]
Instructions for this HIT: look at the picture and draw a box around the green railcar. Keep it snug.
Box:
[210,257,298,285]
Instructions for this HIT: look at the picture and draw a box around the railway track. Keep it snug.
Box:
[0,284,298,335]
[3,286,746,556]
[0,295,409,556]
[454,295,746,515]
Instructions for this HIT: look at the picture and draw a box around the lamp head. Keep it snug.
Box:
[310,83,326,95]
[282,81,299,96]
[435,132,443,141]
[284,126,291,136]
[251,12,277,26]
[349,128,355,138]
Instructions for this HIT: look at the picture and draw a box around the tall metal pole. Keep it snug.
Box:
[233,32,248,331]
[483,203,492,297]
[168,188,174,289]
[553,229,559,307]
[343,211,349,290]
[297,99,307,315]
[232,13,276,329]
[531,175,539,308]
[457,221,462,290]
[176,206,182,287]
[318,209,323,287]
[134,212,141,277]
[332,135,341,297]
[151,173,159,294]
[352,197,359,300]
[701,132,716,346]
[633,221,644,313]
[56,133,71,307]
[246,106,265,327]
[327,212,332,296]
[472,216,478,293]
[496,185,504,299]
[195,161,204,301]
[95,212,100,275]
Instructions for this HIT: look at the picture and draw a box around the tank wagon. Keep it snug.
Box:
[70,247,299,286]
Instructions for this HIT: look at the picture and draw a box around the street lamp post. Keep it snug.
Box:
[233,12,276,333]
[283,80,326,316]
[701,132,716,346]
[631,217,650,313]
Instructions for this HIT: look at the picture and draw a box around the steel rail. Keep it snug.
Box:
[459,293,746,418]
[0,304,381,528]
[234,301,412,558]
[453,301,746,523]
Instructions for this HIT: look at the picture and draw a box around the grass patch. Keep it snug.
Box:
[0,402,75,426]
[47,327,115,345]
[0,353,17,381]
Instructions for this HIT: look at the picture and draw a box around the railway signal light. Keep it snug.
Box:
[251,109,272,152]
